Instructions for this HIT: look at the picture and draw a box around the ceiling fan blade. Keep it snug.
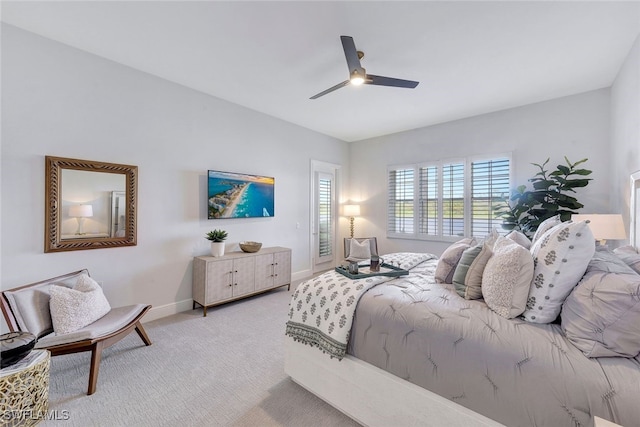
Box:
[340,36,364,74]
[367,74,419,89]
[309,80,351,99]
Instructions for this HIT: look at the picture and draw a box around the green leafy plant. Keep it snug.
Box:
[494,157,592,237]
[205,229,228,242]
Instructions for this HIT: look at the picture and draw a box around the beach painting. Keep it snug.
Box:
[208,170,275,219]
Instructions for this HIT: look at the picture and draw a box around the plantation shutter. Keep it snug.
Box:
[442,163,465,237]
[318,176,332,257]
[471,158,510,237]
[388,168,415,234]
[419,166,438,235]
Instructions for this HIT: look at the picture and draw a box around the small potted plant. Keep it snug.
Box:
[205,229,228,257]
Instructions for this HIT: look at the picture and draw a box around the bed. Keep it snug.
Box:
[285,207,640,427]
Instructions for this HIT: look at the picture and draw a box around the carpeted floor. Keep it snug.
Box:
[42,284,361,427]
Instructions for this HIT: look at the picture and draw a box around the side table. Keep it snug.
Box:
[0,350,50,426]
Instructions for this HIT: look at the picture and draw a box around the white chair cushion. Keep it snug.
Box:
[35,304,148,348]
[50,274,111,335]
[3,270,87,338]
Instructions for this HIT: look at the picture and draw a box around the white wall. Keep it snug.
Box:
[610,34,640,239]
[1,24,349,322]
[348,89,611,256]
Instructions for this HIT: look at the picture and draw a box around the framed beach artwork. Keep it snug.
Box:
[207,170,275,219]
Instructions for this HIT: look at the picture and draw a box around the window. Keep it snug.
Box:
[471,158,510,237]
[388,168,415,234]
[388,155,510,241]
[317,175,333,258]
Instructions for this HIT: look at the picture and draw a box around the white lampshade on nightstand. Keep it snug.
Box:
[69,204,93,235]
[572,214,626,245]
[343,204,361,238]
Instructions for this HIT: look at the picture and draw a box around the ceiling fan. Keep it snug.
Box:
[310,35,419,100]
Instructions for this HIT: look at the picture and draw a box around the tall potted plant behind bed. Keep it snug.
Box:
[494,157,592,238]
[206,229,228,257]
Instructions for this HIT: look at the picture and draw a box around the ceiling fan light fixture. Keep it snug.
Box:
[350,70,365,86]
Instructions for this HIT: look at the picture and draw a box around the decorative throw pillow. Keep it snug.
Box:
[561,250,640,357]
[347,239,371,261]
[49,274,111,335]
[614,245,638,255]
[614,246,640,274]
[506,230,531,249]
[521,221,595,324]
[482,228,500,249]
[531,215,562,244]
[482,237,534,318]
[452,242,493,299]
[435,237,476,284]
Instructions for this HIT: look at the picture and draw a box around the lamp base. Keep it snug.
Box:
[75,217,87,235]
[349,217,355,238]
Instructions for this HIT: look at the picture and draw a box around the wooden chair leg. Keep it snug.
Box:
[87,341,104,395]
[135,322,152,346]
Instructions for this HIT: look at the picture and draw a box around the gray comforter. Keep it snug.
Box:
[347,257,640,427]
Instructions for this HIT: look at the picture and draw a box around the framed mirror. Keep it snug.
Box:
[45,156,138,252]
[631,170,640,249]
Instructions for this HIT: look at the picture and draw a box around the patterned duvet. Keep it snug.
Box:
[346,256,640,427]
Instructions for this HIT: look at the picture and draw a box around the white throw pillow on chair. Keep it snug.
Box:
[348,239,371,261]
[50,274,111,335]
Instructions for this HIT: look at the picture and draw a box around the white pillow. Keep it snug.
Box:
[435,238,476,284]
[482,228,500,249]
[482,237,534,319]
[506,230,532,249]
[531,215,562,243]
[347,239,371,261]
[49,274,111,335]
[521,220,595,324]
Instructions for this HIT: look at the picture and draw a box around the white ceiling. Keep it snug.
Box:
[2,1,640,142]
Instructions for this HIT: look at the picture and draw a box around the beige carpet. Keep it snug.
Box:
[42,284,361,427]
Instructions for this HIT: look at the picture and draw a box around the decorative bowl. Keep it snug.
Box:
[239,241,262,253]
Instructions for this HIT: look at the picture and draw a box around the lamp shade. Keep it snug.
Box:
[343,204,361,217]
[572,214,626,240]
[69,204,93,218]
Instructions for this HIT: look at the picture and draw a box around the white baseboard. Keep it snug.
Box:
[145,270,312,323]
[142,299,193,323]
[292,269,312,282]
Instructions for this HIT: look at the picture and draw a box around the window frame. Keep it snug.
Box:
[387,153,512,242]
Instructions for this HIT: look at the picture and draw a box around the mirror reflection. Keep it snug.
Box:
[45,155,137,253]
[60,170,126,239]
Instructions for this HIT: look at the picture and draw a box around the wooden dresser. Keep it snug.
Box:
[192,246,291,316]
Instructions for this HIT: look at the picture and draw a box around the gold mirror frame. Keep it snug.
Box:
[45,156,138,252]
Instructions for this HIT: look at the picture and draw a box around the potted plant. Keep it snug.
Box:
[205,229,228,257]
[494,156,592,238]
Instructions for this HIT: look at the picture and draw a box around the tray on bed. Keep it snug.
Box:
[335,263,409,280]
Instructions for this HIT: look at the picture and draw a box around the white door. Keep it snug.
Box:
[311,161,340,273]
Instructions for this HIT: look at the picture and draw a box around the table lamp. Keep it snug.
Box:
[69,204,93,235]
[344,204,361,238]
[572,214,626,246]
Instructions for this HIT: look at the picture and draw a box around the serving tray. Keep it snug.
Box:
[335,263,409,280]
